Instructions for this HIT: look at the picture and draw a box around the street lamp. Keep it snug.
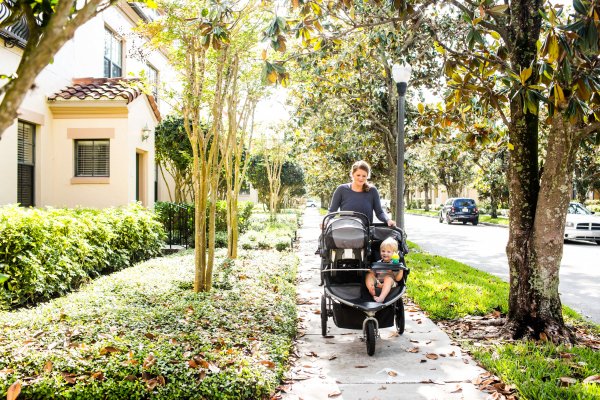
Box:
[392,63,412,231]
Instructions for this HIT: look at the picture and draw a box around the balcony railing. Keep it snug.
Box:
[0,1,31,48]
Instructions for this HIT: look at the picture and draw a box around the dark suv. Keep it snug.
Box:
[439,198,479,225]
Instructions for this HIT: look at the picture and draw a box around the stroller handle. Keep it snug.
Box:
[322,211,370,231]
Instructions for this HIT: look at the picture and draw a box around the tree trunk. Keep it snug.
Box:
[504,0,572,342]
[424,182,430,211]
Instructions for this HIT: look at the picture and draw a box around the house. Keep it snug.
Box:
[0,2,176,208]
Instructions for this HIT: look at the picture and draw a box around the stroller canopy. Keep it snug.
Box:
[324,216,367,249]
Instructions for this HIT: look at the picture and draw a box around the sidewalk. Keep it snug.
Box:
[281,208,489,400]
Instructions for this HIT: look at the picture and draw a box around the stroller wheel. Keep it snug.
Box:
[321,295,328,337]
[365,320,376,356]
[395,298,405,334]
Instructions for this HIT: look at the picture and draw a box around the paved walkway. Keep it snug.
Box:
[281,208,488,400]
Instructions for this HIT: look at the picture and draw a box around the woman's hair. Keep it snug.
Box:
[380,237,398,252]
[350,160,372,192]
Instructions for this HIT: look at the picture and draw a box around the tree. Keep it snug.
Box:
[154,116,195,202]
[0,0,152,138]
[424,0,600,341]
[247,154,306,210]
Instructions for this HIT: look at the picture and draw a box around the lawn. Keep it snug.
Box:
[405,241,600,400]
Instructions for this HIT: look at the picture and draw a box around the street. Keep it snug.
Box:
[404,213,600,324]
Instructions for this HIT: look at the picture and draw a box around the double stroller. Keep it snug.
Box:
[319,211,410,356]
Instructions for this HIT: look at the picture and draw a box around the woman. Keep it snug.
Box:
[328,160,395,226]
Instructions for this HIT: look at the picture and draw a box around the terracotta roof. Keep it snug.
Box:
[48,77,161,121]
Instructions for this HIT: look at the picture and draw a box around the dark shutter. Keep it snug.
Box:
[17,121,35,207]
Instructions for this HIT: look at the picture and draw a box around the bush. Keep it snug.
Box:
[0,203,165,309]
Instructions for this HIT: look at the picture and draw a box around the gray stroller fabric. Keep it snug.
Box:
[324,217,366,249]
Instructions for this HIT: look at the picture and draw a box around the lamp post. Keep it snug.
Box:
[392,63,412,231]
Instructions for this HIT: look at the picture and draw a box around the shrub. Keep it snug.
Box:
[0,204,164,309]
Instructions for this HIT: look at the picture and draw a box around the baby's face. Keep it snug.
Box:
[380,247,393,262]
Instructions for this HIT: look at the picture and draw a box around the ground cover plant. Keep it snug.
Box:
[0,244,298,399]
[0,204,164,309]
[405,242,600,399]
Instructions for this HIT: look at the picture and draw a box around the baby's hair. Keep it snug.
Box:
[380,237,398,252]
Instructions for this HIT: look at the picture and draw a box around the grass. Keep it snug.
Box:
[405,241,600,400]
[479,215,510,225]
[405,209,439,217]
[0,215,300,399]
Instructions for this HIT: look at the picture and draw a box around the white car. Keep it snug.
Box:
[564,202,600,245]
[306,200,317,208]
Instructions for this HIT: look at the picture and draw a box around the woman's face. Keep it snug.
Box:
[352,168,368,185]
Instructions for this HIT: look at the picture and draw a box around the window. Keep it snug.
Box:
[17,121,35,207]
[147,64,159,100]
[104,28,122,78]
[75,140,110,177]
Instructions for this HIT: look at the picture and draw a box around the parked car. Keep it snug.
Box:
[306,200,318,208]
[439,198,479,225]
[565,202,600,245]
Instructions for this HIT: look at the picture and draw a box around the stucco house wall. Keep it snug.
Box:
[0,2,175,209]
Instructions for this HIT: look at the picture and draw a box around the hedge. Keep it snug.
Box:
[0,248,298,399]
[0,204,165,309]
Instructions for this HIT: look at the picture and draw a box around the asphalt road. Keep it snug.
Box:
[404,213,600,324]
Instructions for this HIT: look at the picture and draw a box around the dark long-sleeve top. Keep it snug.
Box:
[328,183,389,224]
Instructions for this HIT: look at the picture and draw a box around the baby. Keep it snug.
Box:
[365,237,404,303]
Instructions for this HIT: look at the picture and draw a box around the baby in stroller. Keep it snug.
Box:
[365,237,405,303]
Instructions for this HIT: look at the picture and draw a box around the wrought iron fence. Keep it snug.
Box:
[155,202,194,249]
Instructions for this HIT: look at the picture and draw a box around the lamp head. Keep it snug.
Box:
[392,63,412,84]
[141,124,152,141]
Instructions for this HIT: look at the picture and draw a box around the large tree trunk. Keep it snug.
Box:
[504,0,572,342]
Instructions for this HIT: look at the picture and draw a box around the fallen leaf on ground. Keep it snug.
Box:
[44,360,53,373]
[407,347,419,353]
[410,339,419,343]
[100,346,121,355]
[328,390,342,397]
[305,351,318,357]
[559,377,577,387]
[354,365,368,368]
[260,360,276,369]
[7,380,21,400]
[583,375,600,384]
[388,370,398,377]
[451,384,462,393]
[425,353,439,360]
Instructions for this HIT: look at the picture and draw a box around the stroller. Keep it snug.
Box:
[319,211,410,356]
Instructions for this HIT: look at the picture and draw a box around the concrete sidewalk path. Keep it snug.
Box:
[281,208,489,400]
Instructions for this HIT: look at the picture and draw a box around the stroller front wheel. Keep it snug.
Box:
[321,295,328,336]
[395,297,405,334]
[365,320,376,356]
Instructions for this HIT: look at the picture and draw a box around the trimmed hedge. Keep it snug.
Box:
[0,249,298,399]
[0,204,165,309]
